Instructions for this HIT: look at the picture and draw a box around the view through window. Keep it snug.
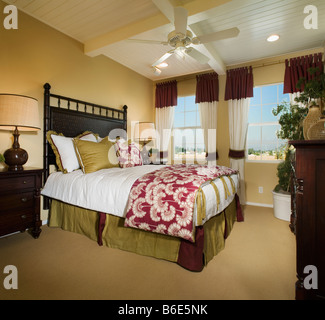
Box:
[173,96,205,162]
[247,83,289,161]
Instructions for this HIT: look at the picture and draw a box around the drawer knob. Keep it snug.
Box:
[23,181,27,184]
[21,198,28,203]
[21,215,27,220]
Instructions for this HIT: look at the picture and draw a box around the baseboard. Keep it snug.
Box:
[246,202,274,208]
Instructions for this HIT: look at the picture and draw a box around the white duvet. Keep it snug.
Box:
[41,165,238,226]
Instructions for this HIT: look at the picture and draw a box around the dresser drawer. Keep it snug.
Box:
[0,209,34,236]
[0,175,35,193]
[0,192,34,212]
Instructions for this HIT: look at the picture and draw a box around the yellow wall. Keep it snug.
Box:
[0,2,154,219]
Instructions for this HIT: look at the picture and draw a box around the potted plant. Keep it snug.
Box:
[295,67,325,139]
[271,102,307,221]
[295,67,325,110]
[0,153,5,163]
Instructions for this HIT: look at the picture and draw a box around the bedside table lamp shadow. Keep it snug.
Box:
[0,94,40,171]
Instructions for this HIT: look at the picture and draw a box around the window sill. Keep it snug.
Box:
[245,159,283,164]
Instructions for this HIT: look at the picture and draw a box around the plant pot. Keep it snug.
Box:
[308,116,325,140]
[303,105,321,139]
[272,191,291,222]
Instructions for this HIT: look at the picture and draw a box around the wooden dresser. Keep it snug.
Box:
[291,140,325,300]
[0,167,43,239]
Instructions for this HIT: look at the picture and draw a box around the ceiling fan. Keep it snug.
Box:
[127,6,240,70]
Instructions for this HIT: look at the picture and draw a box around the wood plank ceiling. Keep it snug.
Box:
[4,0,325,80]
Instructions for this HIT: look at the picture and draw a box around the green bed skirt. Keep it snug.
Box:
[49,198,238,270]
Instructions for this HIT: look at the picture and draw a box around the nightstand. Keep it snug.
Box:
[0,167,43,239]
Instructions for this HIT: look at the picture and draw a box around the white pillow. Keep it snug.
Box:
[47,131,98,173]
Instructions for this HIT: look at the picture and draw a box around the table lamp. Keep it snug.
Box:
[134,122,156,144]
[134,122,156,164]
[0,94,40,171]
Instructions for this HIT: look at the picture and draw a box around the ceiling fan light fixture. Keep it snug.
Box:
[267,34,280,42]
[156,62,168,68]
[175,46,186,59]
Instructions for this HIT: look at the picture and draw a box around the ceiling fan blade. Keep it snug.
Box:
[195,27,240,44]
[152,52,174,67]
[126,39,169,45]
[174,7,188,35]
[185,47,210,64]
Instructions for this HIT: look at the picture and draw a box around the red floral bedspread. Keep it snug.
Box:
[124,164,238,242]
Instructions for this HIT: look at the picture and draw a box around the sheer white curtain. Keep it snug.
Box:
[155,107,174,154]
[155,80,178,163]
[199,101,218,165]
[196,73,219,165]
[225,66,254,205]
[228,98,250,204]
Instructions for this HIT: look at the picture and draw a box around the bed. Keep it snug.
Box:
[41,83,243,272]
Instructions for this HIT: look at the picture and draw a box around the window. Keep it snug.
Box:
[173,96,205,162]
[247,83,289,161]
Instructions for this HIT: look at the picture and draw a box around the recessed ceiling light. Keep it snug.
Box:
[267,34,280,42]
[156,62,169,68]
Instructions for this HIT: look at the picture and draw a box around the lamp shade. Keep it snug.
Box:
[135,122,156,141]
[0,94,40,131]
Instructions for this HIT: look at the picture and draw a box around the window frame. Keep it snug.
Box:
[246,82,289,164]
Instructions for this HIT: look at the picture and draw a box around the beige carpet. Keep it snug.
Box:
[0,206,296,300]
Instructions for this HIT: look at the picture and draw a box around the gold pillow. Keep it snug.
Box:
[73,137,119,174]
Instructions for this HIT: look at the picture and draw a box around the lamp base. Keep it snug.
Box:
[4,147,28,171]
[4,127,29,171]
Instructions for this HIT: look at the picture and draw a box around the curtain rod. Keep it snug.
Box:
[155,52,325,84]
[251,59,286,70]
[156,60,287,83]
[246,51,325,70]
[154,70,214,84]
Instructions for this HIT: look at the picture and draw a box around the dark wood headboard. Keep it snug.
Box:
[43,83,128,209]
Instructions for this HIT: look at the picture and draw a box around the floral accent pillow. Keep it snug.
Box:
[114,139,143,168]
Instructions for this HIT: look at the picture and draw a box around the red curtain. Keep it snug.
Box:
[225,66,254,101]
[155,80,178,109]
[195,72,219,103]
[283,53,324,94]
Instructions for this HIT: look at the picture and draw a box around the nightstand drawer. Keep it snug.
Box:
[0,192,34,211]
[0,176,35,193]
[0,209,34,236]
[0,168,43,239]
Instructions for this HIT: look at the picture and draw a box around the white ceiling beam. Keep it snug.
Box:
[84,12,169,57]
[85,0,231,57]
[188,24,226,75]
[151,0,174,22]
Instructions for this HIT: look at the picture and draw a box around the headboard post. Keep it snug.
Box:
[123,105,128,132]
[43,83,51,210]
